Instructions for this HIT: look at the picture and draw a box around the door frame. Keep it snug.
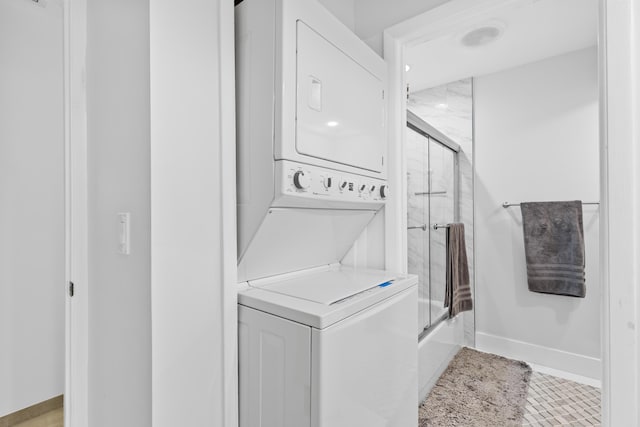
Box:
[383,0,640,425]
[64,0,88,426]
[63,1,240,426]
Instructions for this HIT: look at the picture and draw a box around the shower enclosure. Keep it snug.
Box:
[406,111,460,337]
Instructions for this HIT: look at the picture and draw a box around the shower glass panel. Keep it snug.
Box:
[406,114,458,336]
[406,127,430,334]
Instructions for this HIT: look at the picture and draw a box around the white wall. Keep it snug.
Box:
[0,0,64,416]
[341,211,386,269]
[353,0,450,54]
[474,47,600,378]
[319,0,355,32]
[150,0,238,426]
[86,0,151,425]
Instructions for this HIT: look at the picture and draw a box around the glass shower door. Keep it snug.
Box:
[407,111,459,336]
[428,141,457,325]
[406,127,430,335]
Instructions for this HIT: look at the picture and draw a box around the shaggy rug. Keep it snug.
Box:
[419,347,532,426]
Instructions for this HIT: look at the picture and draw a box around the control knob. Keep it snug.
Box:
[323,176,333,189]
[293,170,310,190]
[379,185,389,199]
[358,183,367,193]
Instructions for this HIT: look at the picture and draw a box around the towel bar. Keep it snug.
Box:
[408,224,427,231]
[502,201,600,208]
[414,191,447,196]
[432,223,450,230]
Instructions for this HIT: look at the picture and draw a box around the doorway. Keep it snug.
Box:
[0,0,65,425]
[382,0,634,424]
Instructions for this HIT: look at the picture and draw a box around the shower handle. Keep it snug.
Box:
[407,224,427,231]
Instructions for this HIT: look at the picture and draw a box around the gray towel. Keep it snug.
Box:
[445,223,472,317]
[520,201,585,297]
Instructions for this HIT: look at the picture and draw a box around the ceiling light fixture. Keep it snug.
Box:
[326,121,339,127]
[460,21,506,48]
[405,64,411,72]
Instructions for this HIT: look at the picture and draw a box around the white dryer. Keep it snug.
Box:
[235,0,389,283]
[238,264,418,427]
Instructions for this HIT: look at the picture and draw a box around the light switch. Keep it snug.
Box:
[118,212,130,255]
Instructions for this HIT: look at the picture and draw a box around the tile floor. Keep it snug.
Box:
[7,372,599,427]
[522,371,601,426]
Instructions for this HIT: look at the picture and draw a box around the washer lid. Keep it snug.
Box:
[251,267,396,305]
[239,265,418,329]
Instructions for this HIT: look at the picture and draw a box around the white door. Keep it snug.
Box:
[296,21,385,173]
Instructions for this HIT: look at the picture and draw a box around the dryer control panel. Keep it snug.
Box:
[275,160,388,206]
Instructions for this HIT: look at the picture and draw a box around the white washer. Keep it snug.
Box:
[238,265,418,427]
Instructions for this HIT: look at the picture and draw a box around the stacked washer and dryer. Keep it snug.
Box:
[235,0,418,426]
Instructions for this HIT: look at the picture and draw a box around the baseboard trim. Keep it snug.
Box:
[476,332,601,383]
[527,363,602,388]
[0,395,63,427]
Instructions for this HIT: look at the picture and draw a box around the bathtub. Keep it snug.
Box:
[417,311,464,402]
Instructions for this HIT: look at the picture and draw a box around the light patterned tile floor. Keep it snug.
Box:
[522,371,601,426]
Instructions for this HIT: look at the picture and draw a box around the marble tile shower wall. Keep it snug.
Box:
[408,78,474,345]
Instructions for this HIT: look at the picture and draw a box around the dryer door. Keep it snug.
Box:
[296,21,385,173]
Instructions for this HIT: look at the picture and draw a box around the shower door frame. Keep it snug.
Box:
[406,110,461,338]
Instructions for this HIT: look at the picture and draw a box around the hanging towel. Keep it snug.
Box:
[520,201,586,297]
[445,223,472,317]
